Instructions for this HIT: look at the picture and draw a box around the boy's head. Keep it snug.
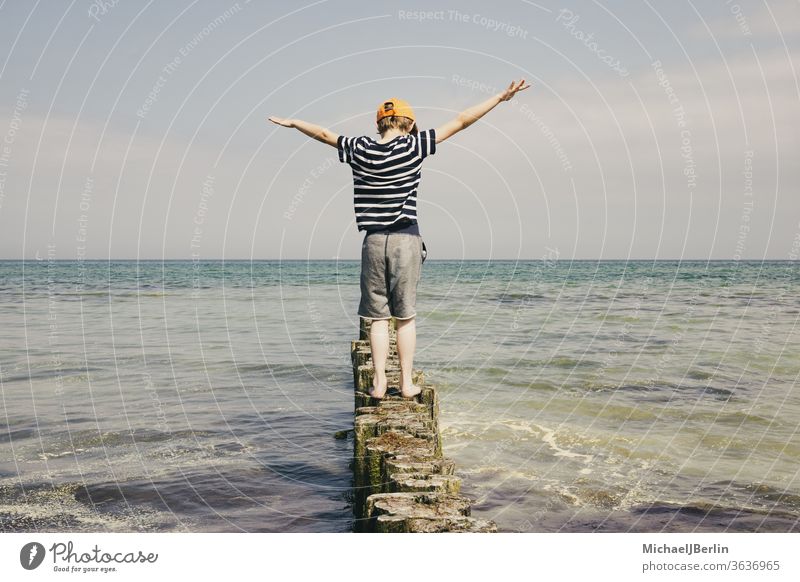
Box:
[376,98,418,136]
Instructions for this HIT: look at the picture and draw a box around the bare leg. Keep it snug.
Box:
[396,317,421,398]
[369,319,389,398]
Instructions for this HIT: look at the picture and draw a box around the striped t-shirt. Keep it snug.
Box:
[337,129,437,232]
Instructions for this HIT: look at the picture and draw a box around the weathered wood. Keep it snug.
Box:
[350,316,496,533]
[365,492,497,533]
[384,455,456,477]
[389,472,462,495]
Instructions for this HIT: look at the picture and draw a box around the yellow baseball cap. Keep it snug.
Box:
[376,97,415,123]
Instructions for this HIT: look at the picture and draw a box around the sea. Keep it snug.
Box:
[0,259,798,532]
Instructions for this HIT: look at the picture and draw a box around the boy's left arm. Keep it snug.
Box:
[268,116,339,147]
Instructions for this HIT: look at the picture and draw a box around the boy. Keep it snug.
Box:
[269,79,530,399]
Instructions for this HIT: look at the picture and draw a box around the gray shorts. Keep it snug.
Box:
[359,232,424,320]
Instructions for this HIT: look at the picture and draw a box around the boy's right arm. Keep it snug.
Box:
[268,116,339,147]
[435,79,530,144]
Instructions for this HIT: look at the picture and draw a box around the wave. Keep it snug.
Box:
[0,480,197,533]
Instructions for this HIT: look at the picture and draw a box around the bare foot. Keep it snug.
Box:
[370,372,388,399]
[399,383,421,399]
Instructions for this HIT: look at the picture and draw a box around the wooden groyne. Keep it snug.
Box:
[350,318,497,533]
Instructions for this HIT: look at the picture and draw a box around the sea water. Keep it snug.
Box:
[0,260,798,532]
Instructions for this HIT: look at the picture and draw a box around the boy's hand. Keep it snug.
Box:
[268,116,294,127]
[499,79,531,102]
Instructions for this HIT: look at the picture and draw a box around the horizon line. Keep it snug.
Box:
[1,258,795,262]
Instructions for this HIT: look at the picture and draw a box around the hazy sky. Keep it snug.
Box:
[0,0,798,259]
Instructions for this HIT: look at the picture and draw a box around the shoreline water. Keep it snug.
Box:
[1,260,798,532]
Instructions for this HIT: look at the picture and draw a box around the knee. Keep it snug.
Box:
[370,318,390,334]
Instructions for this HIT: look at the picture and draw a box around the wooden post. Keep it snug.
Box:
[350,317,497,533]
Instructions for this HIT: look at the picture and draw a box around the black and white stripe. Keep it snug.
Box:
[338,129,436,231]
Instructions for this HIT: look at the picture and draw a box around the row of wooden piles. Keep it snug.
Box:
[350,317,497,533]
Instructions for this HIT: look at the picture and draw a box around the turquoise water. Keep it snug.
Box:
[1,260,798,532]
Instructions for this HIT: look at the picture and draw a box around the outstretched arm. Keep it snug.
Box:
[268,116,339,147]
[435,79,530,144]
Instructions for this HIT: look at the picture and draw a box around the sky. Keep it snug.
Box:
[0,0,798,260]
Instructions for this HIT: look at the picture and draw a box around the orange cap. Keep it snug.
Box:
[376,97,415,123]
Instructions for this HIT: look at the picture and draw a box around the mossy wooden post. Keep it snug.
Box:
[350,316,497,533]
